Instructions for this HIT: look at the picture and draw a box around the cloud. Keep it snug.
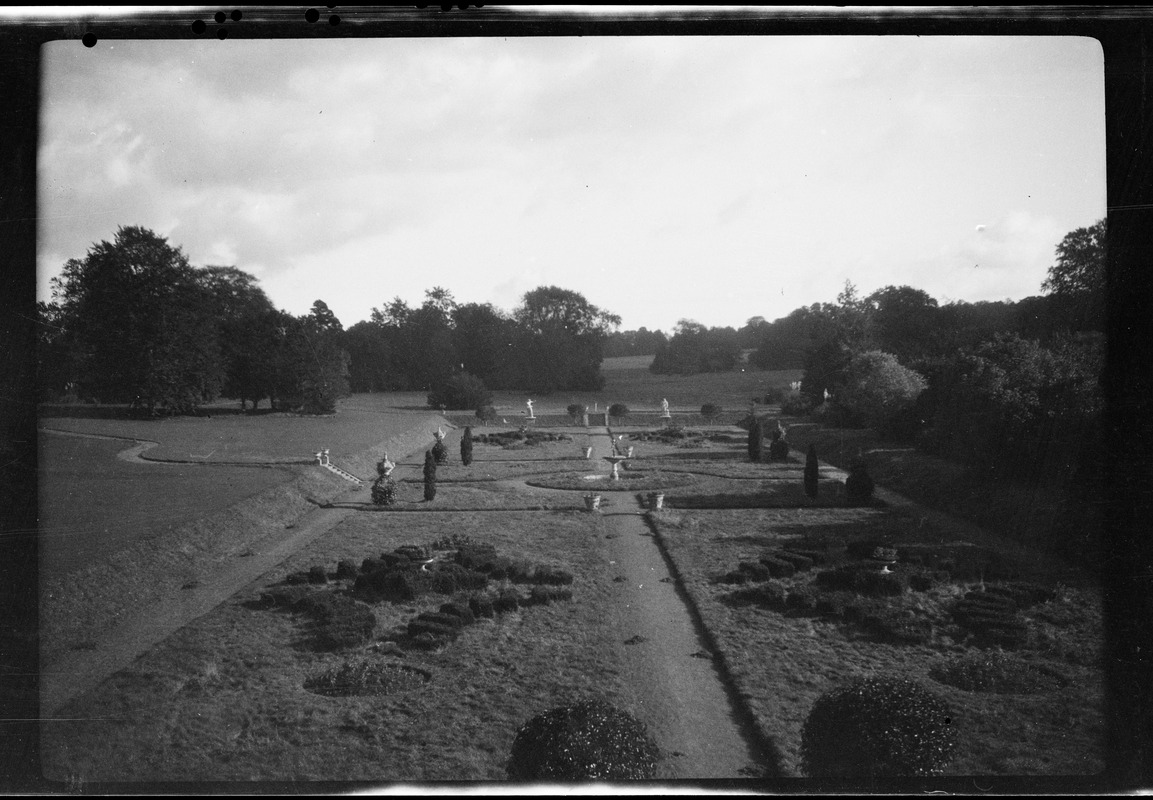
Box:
[37,37,1105,332]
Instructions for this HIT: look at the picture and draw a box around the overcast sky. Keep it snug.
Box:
[37,34,1105,333]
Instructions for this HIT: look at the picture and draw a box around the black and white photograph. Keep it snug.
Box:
[4,5,1152,793]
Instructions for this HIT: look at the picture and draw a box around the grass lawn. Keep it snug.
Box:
[41,510,639,783]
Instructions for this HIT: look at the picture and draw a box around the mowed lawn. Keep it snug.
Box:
[38,434,298,576]
[39,399,443,465]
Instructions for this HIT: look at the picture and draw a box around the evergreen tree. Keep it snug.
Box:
[748,417,764,462]
[804,444,819,499]
[423,450,437,501]
[460,426,474,466]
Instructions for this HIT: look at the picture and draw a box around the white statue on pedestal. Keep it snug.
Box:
[661,398,670,417]
[526,399,535,418]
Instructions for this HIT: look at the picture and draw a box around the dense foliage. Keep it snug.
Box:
[829,350,927,433]
[506,700,660,781]
[649,319,741,374]
[800,676,957,778]
[41,227,349,415]
[460,426,474,466]
[427,372,492,411]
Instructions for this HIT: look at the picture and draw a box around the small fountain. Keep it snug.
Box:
[603,454,629,481]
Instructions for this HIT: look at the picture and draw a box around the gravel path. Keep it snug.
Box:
[588,428,770,779]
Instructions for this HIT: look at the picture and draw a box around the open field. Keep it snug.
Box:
[36,365,1106,785]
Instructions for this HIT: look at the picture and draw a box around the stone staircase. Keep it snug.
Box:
[315,451,364,486]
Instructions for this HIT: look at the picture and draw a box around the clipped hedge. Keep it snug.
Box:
[759,556,796,579]
[292,593,378,651]
[929,651,1068,694]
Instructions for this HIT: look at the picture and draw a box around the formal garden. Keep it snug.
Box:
[39,386,1104,784]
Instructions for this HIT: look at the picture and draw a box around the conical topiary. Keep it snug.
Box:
[804,444,819,499]
[460,426,474,466]
[423,450,437,501]
[748,416,764,462]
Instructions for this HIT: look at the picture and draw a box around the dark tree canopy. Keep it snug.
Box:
[1041,217,1105,332]
[49,226,222,414]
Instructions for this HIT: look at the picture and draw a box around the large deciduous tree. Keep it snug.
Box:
[196,265,279,409]
[50,226,223,414]
[513,286,620,392]
[1041,218,1105,332]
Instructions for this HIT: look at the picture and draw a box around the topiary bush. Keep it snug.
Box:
[336,559,358,580]
[292,593,377,651]
[371,477,398,506]
[608,403,630,425]
[748,417,764,462]
[739,560,771,581]
[307,565,329,584]
[529,585,574,605]
[800,676,957,778]
[432,439,448,465]
[506,700,660,781]
[423,450,437,501]
[929,651,1068,694]
[567,403,588,423]
[460,426,474,466]
[728,581,787,609]
[759,555,796,579]
[700,403,721,422]
[429,562,489,594]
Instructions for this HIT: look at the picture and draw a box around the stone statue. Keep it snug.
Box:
[526,399,535,417]
[661,398,669,415]
[435,427,445,441]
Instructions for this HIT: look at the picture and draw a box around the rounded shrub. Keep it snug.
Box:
[699,403,721,422]
[800,676,957,778]
[506,700,660,781]
[608,403,630,424]
[427,371,492,411]
[336,559,358,580]
[371,477,398,506]
[307,565,329,584]
[467,591,496,619]
[432,439,448,466]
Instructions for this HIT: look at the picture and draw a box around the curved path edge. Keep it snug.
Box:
[39,430,437,716]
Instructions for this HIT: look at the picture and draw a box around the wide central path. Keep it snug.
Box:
[589,428,769,779]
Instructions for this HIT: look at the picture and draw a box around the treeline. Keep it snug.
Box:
[38,227,620,415]
[762,219,1106,535]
